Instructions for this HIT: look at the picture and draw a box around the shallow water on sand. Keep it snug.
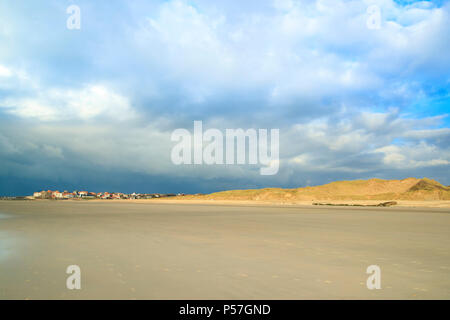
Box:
[0,233,14,262]
[0,213,16,261]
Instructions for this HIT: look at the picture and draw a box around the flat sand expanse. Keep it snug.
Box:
[0,200,449,299]
[111,198,450,208]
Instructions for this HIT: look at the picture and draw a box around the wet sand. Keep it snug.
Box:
[0,200,449,299]
[83,198,450,208]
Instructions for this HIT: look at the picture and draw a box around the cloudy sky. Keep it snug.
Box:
[0,0,449,195]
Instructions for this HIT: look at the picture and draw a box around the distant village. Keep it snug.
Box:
[32,190,182,200]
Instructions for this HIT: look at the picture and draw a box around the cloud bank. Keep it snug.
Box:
[0,0,449,195]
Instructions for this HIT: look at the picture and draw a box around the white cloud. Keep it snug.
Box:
[374,142,450,169]
[130,0,449,108]
[0,64,12,77]
[403,128,450,139]
[281,109,449,175]
[0,67,135,121]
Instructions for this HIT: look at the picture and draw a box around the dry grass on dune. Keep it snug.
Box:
[186,178,450,201]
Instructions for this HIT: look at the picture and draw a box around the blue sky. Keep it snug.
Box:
[0,0,449,195]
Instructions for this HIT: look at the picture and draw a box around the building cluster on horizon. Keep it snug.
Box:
[32,190,181,200]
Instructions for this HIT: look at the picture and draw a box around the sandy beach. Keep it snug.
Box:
[105,198,450,208]
[0,200,449,299]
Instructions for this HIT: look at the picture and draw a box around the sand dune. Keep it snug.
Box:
[185,178,450,202]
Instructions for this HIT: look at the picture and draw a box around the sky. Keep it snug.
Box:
[0,0,449,195]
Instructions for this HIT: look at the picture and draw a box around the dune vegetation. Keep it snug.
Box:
[185,178,450,201]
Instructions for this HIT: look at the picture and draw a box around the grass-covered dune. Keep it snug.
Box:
[186,178,450,201]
